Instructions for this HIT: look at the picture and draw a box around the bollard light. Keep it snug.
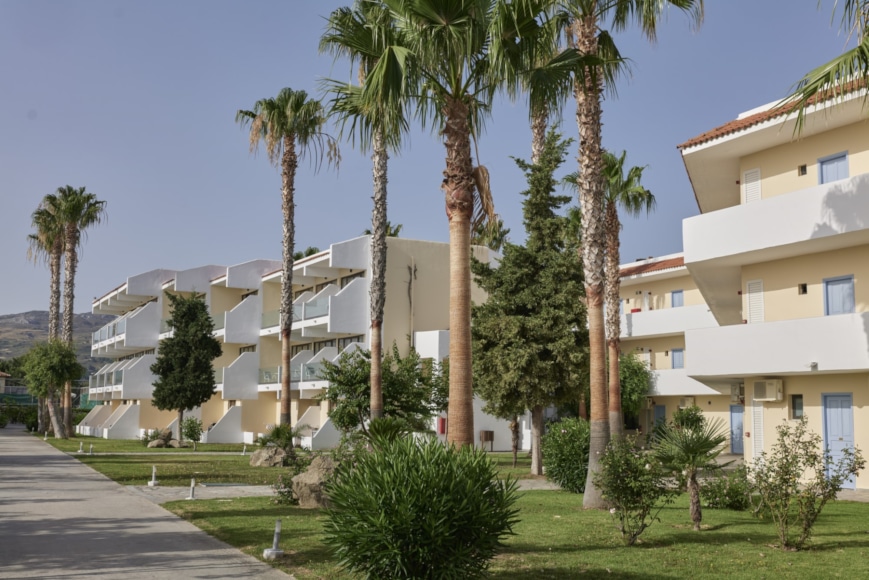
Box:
[89,444,94,456]
[78,442,84,453]
[44,432,48,441]
[186,478,196,500]
[148,465,159,487]
[263,519,284,560]
[241,444,247,456]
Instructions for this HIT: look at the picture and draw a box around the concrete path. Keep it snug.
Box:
[0,424,291,580]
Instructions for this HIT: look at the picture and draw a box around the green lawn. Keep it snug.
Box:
[165,491,869,579]
[41,433,247,454]
[75,453,277,486]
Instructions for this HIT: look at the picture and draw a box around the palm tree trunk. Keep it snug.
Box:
[443,97,476,448]
[531,107,548,165]
[279,135,298,426]
[369,128,388,421]
[40,245,62,434]
[605,201,623,438]
[530,405,544,475]
[689,472,702,531]
[61,226,80,440]
[574,14,609,509]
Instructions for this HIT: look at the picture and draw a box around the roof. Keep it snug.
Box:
[0,371,11,378]
[620,256,684,278]
[678,80,864,150]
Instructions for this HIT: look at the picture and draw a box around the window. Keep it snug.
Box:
[818,151,848,184]
[315,281,335,293]
[798,283,808,295]
[824,276,854,315]
[314,339,335,352]
[671,290,684,308]
[291,344,311,357]
[791,395,804,420]
[671,348,684,369]
[341,272,365,288]
[238,345,256,355]
[337,335,365,350]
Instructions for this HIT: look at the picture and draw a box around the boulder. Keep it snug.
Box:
[167,439,184,448]
[158,428,173,443]
[291,455,335,509]
[147,439,166,448]
[249,447,286,467]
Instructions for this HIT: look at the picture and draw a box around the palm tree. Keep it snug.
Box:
[292,246,321,261]
[322,1,409,422]
[55,186,107,437]
[602,150,654,438]
[372,0,538,446]
[363,221,403,238]
[28,198,65,434]
[654,418,729,531]
[565,0,704,509]
[236,88,337,426]
[782,0,869,133]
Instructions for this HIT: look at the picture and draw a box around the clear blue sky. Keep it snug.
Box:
[0,0,851,316]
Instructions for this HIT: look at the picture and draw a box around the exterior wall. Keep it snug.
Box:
[620,273,703,310]
[211,286,244,319]
[199,397,225,430]
[137,402,176,433]
[740,122,869,202]
[640,395,733,446]
[741,244,869,322]
[240,393,279,435]
[746,373,869,487]
[623,336,686,371]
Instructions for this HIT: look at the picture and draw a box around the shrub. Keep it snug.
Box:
[701,466,752,511]
[272,450,317,505]
[749,417,865,550]
[73,407,90,426]
[593,435,676,546]
[0,413,7,428]
[324,436,520,578]
[542,417,589,493]
[141,429,160,447]
[22,407,38,432]
[672,405,705,431]
[181,417,203,443]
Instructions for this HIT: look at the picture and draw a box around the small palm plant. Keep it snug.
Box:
[654,418,730,531]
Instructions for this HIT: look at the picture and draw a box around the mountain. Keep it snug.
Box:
[0,311,114,375]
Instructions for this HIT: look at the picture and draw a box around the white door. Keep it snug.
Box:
[746,279,764,324]
[743,169,761,203]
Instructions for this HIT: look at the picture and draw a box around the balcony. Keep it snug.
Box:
[260,304,303,337]
[213,312,226,331]
[684,173,869,325]
[686,312,869,382]
[215,294,263,344]
[648,369,723,397]
[88,355,157,400]
[296,279,368,339]
[621,304,717,340]
[91,302,160,356]
[221,351,259,400]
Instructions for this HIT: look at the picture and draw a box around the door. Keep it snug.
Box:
[824,394,856,489]
[730,405,744,454]
[654,405,666,427]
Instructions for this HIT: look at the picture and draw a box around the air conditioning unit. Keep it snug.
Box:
[753,379,783,402]
[678,396,695,409]
[730,383,745,403]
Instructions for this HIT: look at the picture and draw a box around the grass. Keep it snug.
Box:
[75,454,278,486]
[165,491,869,579]
[40,433,247,454]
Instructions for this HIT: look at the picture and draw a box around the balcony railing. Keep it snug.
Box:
[261,310,279,329]
[214,367,224,384]
[160,318,171,334]
[290,364,302,382]
[304,296,329,320]
[303,362,325,381]
[113,370,123,385]
[258,366,281,384]
[213,312,226,331]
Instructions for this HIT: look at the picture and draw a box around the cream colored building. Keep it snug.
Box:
[677,85,869,488]
[78,236,513,449]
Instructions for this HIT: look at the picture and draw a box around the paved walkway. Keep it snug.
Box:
[0,424,291,580]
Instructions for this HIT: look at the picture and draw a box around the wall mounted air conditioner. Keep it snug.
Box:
[753,379,783,402]
[678,396,695,408]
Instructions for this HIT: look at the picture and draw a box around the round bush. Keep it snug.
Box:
[701,466,752,511]
[542,417,590,493]
[324,436,520,579]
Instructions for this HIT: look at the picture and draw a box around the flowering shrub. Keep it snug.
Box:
[542,418,589,493]
[593,435,675,546]
[700,466,752,511]
[749,418,865,550]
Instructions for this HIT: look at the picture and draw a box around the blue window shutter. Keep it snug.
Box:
[672,348,684,369]
[825,276,855,315]
[671,290,684,308]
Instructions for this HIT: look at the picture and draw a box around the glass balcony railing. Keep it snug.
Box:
[113,370,123,385]
[293,304,302,322]
[304,297,329,320]
[213,312,226,331]
[160,319,171,334]
[214,367,224,384]
[290,364,302,382]
[261,310,279,329]
[303,362,324,381]
[116,318,126,335]
[258,366,281,384]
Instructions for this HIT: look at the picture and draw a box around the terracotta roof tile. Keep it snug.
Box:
[678,80,864,149]
[620,256,684,278]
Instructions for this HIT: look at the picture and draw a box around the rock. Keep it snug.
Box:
[167,439,183,448]
[291,455,335,509]
[147,439,166,448]
[249,447,286,467]
[158,428,173,443]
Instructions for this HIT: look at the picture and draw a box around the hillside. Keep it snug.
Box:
[0,311,114,375]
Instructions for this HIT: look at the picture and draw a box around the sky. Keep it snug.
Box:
[0,1,854,316]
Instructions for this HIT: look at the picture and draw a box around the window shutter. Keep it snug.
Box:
[743,169,761,203]
[746,279,764,324]
[752,399,764,462]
